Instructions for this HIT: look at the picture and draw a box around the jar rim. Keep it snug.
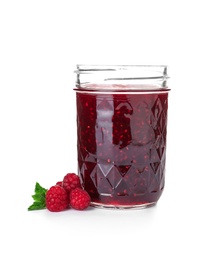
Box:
[75,64,168,72]
[74,64,169,92]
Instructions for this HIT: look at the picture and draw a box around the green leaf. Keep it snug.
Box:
[32,193,45,202]
[28,182,48,211]
[28,201,46,211]
[35,182,47,194]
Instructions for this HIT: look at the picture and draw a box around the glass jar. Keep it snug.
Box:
[74,65,170,209]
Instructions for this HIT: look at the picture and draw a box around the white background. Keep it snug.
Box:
[0,0,224,259]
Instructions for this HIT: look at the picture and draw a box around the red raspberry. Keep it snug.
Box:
[62,173,81,193]
[46,185,69,212]
[70,188,91,210]
[56,181,63,186]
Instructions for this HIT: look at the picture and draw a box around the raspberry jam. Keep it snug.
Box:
[74,65,170,209]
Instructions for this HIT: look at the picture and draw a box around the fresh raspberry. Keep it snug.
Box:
[56,181,63,186]
[46,185,69,212]
[70,188,91,210]
[62,173,81,193]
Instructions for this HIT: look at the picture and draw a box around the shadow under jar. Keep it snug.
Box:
[74,65,170,209]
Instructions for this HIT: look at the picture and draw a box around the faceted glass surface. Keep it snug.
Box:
[76,91,169,208]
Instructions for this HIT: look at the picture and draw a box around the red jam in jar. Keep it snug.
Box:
[74,65,170,209]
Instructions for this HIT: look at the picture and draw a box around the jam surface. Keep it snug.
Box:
[76,91,169,206]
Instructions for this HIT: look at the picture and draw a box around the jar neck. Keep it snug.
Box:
[74,65,169,92]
